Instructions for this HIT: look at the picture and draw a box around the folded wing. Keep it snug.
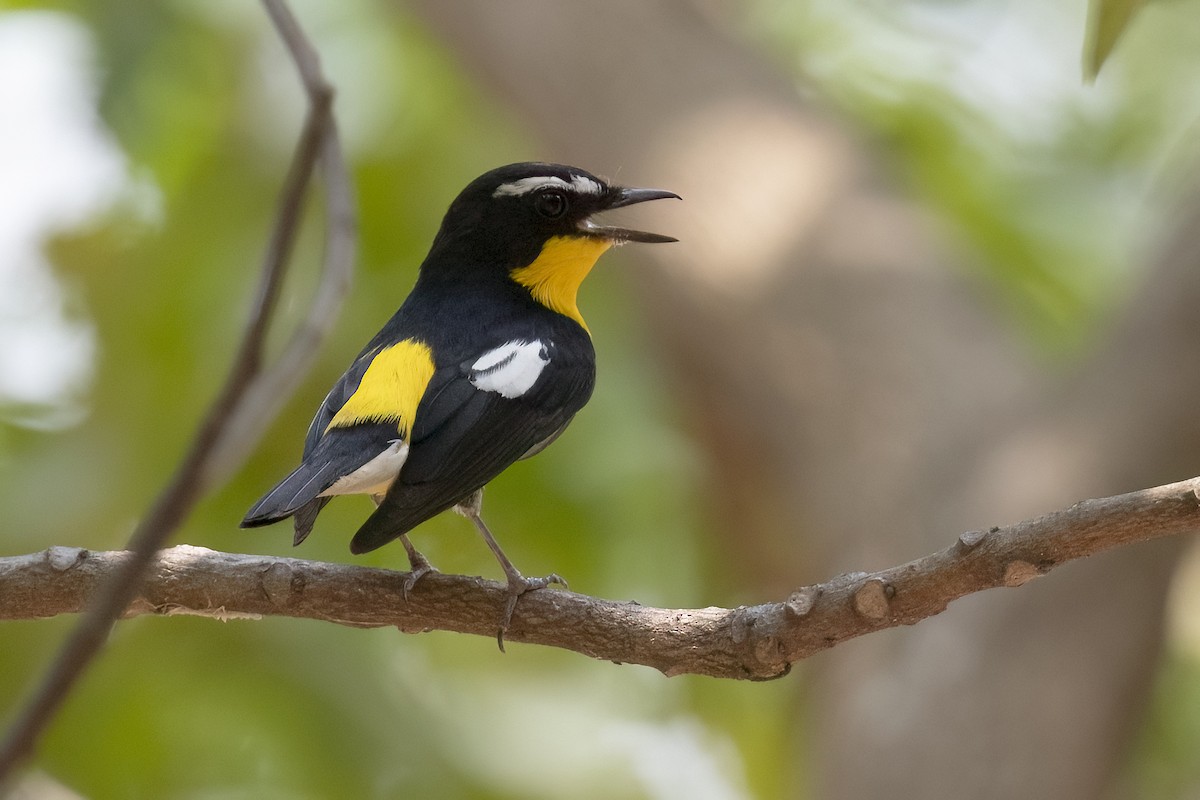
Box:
[349,338,594,554]
[241,339,437,544]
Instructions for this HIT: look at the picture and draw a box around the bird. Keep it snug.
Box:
[241,162,679,636]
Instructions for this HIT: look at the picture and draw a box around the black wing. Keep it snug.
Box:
[348,340,594,554]
[241,342,405,541]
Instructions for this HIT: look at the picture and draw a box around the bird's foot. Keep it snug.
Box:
[400,535,438,602]
[458,499,567,649]
[496,571,567,651]
[401,557,438,602]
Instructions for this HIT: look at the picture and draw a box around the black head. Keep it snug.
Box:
[425,162,679,270]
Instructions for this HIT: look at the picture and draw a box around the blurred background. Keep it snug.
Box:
[3,0,1200,797]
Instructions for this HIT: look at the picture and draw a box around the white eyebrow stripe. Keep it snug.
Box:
[492,175,605,197]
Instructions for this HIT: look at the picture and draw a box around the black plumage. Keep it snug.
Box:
[242,162,678,631]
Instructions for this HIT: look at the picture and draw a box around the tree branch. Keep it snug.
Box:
[0,0,354,780]
[4,477,1197,680]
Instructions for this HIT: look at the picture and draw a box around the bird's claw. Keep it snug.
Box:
[399,537,438,602]
[521,572,567,593]
[496,572,567,651]
[401,559,438,602]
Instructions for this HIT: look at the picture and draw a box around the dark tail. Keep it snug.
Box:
[291,497,330,546]
[241,462,337,529]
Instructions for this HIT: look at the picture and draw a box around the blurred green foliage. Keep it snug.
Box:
[749,0,1200,352]
[5,0,1200,797]
[0,1,790,797]
[1126,652,1200,799]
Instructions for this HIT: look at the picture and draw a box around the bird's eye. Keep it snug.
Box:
[534,190,568,220]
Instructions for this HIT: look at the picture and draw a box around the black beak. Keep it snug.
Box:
[584,186,681,243]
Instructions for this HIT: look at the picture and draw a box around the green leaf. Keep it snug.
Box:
[1084,0,1148,81]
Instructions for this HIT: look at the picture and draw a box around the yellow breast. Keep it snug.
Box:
[509,235,612,333]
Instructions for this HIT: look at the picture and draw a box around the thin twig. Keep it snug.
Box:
[0,0,355,780]
[200,13,355,486]
[3,477,1198,680]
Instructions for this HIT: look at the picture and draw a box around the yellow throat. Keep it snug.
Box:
[510,235,612,333]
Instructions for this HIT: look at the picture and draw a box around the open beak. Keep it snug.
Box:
[584,186,681,243]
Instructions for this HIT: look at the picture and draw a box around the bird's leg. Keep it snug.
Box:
[372,493,436,601]
[455,489,566,648]
[397,534,437,601]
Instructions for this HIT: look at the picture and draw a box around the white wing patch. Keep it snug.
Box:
[493,175,604,198]
[470,339,551,399]
[320,439,409,497]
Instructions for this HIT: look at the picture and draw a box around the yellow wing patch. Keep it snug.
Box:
[510,235,611,334]
[326,339,436,438]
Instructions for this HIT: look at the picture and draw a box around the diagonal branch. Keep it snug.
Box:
[199,0,356,486]
[0,0,355,781]
[3,477,1198,681]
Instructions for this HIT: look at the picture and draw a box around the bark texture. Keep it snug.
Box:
[3,476,1196,679]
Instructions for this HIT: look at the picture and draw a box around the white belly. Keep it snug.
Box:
[319,439,409,497]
